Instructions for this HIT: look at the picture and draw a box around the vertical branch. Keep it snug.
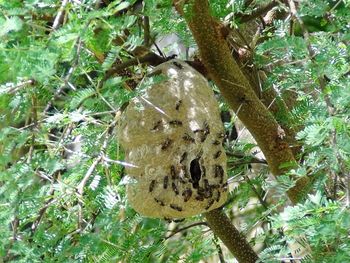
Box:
[52,0,70,30]
[27,94,38,164]
[143,16,151,47]
[213,235,226,263]
[205,209,259,263]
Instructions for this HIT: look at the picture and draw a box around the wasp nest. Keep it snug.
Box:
[119,59,227,219]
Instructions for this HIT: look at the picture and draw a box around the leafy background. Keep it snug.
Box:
[0,0,349,262]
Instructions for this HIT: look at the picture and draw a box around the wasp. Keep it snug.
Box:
[182,188,192,202]
[169,120,183,126]
[149,180,156,193]
[180,165,190,179]
[194,121,210,142]
[175,100,182,111]
[164,217,172,223]
[217,132,226,140]
[211,184,220,189]
[205,199,214,210]
[182,133,195,143]
[170,204,183,211]
[172,182,179,195]
[180,152,187,164]
[214,165,224,178]
[203,179,209,190]
[161,138,173,150]
[195,195,204,201]
[197,187,205,196]
[204,189,213,199]
[151,120,162,131]
[172,61,183,69]
[178,173,187,184]
[170,165,177,180]
[212,140,221,145]
[199,134,207,142]
[215,191,221,202]
[203,121,210,135]
[238,95,250,104]
[165,217,185,222]
[172,218,185,223]
[213,151,222,159]
[154,198,165,206]
[163,176,169,189]
[193,128,203,133]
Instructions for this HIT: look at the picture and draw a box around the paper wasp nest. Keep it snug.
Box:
[119,59,227,219]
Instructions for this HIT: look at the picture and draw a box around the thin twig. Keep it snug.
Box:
[27,94,38,164]
[237,1,280,23]
[4,202,19,262]
[244,175,269,209]
[102,156,138,168]
[166,222,208,239]
[1,79,35,94]
[213,235,226,263]
[76,120,117,228]
[31,177,60,234]
[226,151,267,164]
[243,0,255,9]
[44,20,91,114]
[287,0,314,58]
[52,0,70,30]
[103,51,166,81]
[143,16,151,47]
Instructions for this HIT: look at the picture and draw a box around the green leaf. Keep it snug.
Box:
[107,1,130,14]
[0,16,23,36]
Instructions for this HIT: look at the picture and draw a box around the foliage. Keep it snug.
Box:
[0,0,349,262]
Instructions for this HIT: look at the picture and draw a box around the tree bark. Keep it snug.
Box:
[205,209,259,263]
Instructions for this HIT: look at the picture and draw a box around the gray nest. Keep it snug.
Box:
[119,59,228,219]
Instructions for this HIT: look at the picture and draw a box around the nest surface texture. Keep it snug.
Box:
[119,59,228,219]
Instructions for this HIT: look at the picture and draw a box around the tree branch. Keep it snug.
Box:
[52,0,70,30]
[237,1,280,23]
[143,16,151,47]
[103,51,166,81]
[213,235,226,263]
[104,50,208,80]
[166,222,208,239]
[205,209,259,263]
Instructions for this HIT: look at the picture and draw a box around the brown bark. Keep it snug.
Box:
[205,209,259,263]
